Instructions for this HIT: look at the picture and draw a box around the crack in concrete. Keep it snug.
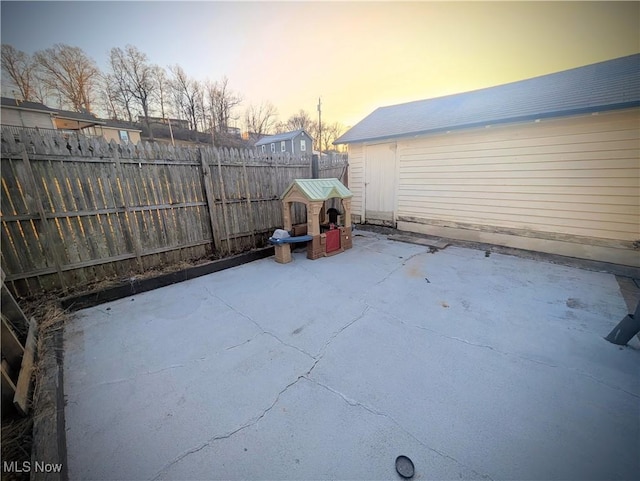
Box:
[151,373,308,480]
[207,288,371,369]
[567,367,640,400]
[224,336,258,351]
[307,378,494,481]
[375,250,427,286]
[205,287,316,361]
[67,362,195,397]
[314,305,370,360]
[385,311,640,400]
[149,305,374,479]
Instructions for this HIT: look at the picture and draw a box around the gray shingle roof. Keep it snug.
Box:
[255,129,312,146]
[103,119,141,131]
[55,108,105,124]
[1,97,56,112]
[334,54,640,144]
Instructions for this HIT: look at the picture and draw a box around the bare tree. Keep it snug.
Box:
[284,109,315,132]
[169,65,201,131]
[107,46,156,139]
[320,121,346,153]
[96,74,126,120]
[244,101,278,139]
[207,76,242,134]
[1,44,38,101]
[101,72,136,121]
[34,44,100,112]
[282,109,319,149]
[151,65,170,120]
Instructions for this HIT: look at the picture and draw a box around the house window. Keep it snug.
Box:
[261,145,266,153]
[271,143,275,153]
[281,141,286,152]
[300,139,306,151]
[119,130,129,142]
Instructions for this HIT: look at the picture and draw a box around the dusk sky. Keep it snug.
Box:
[1,1,638,128]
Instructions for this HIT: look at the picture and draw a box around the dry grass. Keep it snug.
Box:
[1,417,32,481]
[2,300,71,481]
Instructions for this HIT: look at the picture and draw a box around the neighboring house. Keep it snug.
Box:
[255,129,313,155]
[53,108,105,136]
[0,97,141,144]
[0,97,57,130]
[52,110,142,144]
[99,119,142,144]
[334,54,640,268]
[227,126,241,137]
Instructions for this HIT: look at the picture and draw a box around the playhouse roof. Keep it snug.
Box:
[281,178,352,202]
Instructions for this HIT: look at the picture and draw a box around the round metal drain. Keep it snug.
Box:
[395,455,414,478]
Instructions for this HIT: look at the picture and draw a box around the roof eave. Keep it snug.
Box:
[1,104,55,115]
[334,101,640,145]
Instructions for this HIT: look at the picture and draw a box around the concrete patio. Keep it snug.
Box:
[63,230,639,480]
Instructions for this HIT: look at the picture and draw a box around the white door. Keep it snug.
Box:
[365,142,397,225]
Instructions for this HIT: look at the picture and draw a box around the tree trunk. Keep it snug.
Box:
[142,101,154,140]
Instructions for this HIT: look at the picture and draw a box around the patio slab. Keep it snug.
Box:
[63,230,639,480]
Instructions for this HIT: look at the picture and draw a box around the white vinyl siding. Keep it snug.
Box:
[347,144,365,221]
[395,109,639,243]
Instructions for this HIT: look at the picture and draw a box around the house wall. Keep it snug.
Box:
[297,131,312,154]
[349,108,640,267]
[260,132,313,155]
[347,143,365,222]
[102,127,141,144]
[1,107,55,129]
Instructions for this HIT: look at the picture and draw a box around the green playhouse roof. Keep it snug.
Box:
[282,178,353,201]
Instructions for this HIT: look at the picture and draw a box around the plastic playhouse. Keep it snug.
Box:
[269,178,353,264]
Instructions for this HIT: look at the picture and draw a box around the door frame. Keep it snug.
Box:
[363,141,398,226]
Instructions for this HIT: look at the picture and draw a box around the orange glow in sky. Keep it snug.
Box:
[2,1,638,128]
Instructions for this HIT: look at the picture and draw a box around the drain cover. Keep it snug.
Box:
[395,455,414,478]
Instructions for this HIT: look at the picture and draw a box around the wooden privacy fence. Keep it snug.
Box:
[0,128,348,297]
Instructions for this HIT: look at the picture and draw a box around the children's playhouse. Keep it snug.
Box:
[270,178,353,263]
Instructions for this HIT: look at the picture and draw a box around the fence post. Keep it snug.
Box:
[215,149,232,254]
[112,146,144,272]
[198,148,223,253]
[19,147,68,292]
[311,154,319,179]
[241,154,256,248]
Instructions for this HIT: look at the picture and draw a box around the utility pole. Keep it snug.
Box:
[210,116,215,148]
[317,96,322,155]
[166,117,175,147]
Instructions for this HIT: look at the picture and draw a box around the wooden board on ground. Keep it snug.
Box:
[13,317,37,415]
[388,233,450,250]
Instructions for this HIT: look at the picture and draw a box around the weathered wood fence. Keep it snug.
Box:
[1,129,347,297]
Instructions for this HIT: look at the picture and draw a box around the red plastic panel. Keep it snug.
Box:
[326,229,341,253]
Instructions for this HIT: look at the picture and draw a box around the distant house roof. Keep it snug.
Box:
[54,108,105,124]
[281,178,352,202]
[255,129,312,146]
[335,53,640,144]
[1,97,56,113]
[103,119,142,131]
